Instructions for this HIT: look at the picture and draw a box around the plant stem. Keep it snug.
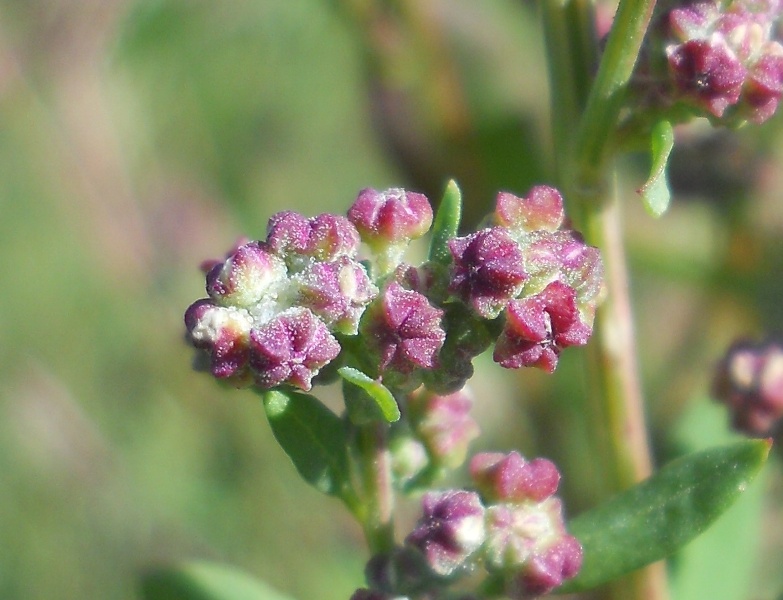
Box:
[357,422,396,554]
[541,0,670,598]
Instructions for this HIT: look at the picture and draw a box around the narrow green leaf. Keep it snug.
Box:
[140,561,295,600]
[638,120,675,217]
[558,439,771,593]
[428,180,462,265]
[262,389,350,498]
[339,366,400,424]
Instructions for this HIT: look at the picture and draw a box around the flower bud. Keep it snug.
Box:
[405,490,486,577]
[248,308,341,390]
[348,187,433,248]
[712,338,783,435]
[361,283,446,377]
[493,281,592,372]
[408,387,480,470]
[494,186,565,234]
[266,210,360,266]
[205,241,287,309]
[634,0,783,124]
[292,256,378,335]
[184,300,253,385]
[470,451,560,503]
[448,228,528,319]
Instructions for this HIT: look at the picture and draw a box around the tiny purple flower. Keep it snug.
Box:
[448,228,528,319]
[506,535,584,598]
[493,281,592,373]
[408,387,480,469]
[494,186,565,235]
[470,451,560,503]
[362,283,446,375]
[266,210,360,264]
[293,256,378,335]
[482,498,582,598]
[348,187,433,246]
[248,308,340,391]
[712,338,783,435]
[184,299,253,384]
[205,241,287,308]
[405,490,486,577]
[744,48,783,122]
[667,36,748,117]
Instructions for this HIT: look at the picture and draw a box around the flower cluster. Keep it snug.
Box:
[636,0,783,124]
[448,186,603,375]
[354,451,582,599]
[184,184,603,394]
[712,337,783,435]
[185,213,377,391]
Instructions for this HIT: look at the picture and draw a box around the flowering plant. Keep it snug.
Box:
[145,1,783,599]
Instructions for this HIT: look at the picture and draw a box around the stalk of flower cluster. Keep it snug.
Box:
[541,0,668,599]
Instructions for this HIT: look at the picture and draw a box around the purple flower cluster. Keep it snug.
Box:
[712,337,783,435]
[184,187,446,392]
[449,186,603,373]
[185,212,377,391]
[357,451,581,599]
[652,0,783,123]
[469,452,582,598]
[184,184,603,392]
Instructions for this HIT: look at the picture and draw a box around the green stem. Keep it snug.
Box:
[541,0,670,598]
[356,422,396,554]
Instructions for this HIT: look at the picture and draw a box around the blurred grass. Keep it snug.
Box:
[1,1,783,599]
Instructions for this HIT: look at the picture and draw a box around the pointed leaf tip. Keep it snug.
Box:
[638,120,674,218]
[428,180,462,265]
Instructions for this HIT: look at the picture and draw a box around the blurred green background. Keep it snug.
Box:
[2,1,783,599]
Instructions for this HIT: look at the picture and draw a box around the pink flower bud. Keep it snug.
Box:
[493,281,592,373]
[184,300,253,384]
[362,283,446,375]
[266,211,360,264]
[667,36,747,117]
[470,451,560,503]
[408,387,480,469]
[405,490,486,577]
[348,187,433,247]
[205,241,287,308]
[494,186,565,234]
[713,338,783,435]
[293,256,378,335]
[448,228,528,319]
[248,308,340,391]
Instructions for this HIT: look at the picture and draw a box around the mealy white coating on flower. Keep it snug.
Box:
[483,498,565,570]
[454,512,487,550]
[189,306,253,343]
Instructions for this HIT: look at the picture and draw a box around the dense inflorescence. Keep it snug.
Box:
[631,0,783,125]
[354,451,582,600]
[184,185,604,395]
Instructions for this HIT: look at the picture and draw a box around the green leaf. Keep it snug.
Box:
[262,389,351,498]
[428,180,462,265]
[638,120,675,217]
[140,561,295,600]
[559,439,771,593]
[338,366,400,424]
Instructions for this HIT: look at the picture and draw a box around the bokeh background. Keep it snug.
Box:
[2,1,783,599]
